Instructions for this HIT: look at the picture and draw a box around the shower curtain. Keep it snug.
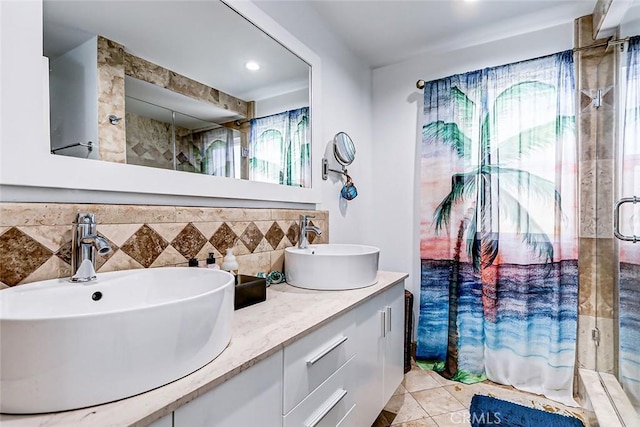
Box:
[619,35,640,413]
[416,51,579,405]
[200,127,236,177]
[249,107,310,187]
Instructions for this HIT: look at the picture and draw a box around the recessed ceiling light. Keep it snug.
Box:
[245,61,260,71]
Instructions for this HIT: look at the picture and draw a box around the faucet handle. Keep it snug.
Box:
[74,213,96,224]
[300,215,316,227]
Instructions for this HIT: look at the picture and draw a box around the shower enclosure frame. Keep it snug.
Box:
[592,38,640,425]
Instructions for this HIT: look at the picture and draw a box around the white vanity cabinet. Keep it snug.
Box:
[353,281,405,427]
[283,280,404,427]
[2,274,409,427]
[155,279,405,427]
[147,414,172,427]
[382,282,405,403]
[173,351,283,427]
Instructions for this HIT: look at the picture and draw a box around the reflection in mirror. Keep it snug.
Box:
[333,132,356,166]
[249,107,310,187]
[44,0,311,187]
[125,96,174,170]
[125,94,242,178]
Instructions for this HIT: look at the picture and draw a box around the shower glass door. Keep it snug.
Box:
[616,39,640,415]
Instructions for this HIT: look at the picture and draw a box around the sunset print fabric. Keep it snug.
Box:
[416,51,579,405]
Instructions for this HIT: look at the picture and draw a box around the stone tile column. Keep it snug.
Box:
[97,36,126,163]
[575,14,618,375]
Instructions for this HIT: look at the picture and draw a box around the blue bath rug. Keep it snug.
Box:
[469,395,585,427]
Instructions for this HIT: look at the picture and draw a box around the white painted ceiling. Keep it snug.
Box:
[43,0,637,117]
[305,0,599,69]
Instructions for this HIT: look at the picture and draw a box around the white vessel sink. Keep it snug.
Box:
[0,267,235,414]
[285,244,379,290]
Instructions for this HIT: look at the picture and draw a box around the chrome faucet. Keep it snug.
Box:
[70,213,112,282]
[299,215,322,249]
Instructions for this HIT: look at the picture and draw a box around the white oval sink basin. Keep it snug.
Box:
[285,244,380,290]
[0,267,234,414]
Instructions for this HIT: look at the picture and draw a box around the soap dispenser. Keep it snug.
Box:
[221,247,239,278]
[206,252,220,270]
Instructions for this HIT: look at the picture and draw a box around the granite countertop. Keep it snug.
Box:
[1,271,408,427]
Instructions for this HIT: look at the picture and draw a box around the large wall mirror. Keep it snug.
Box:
[44,0,312,188]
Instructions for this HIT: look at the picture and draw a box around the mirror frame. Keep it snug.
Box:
[0,0,322,205]
[333,132,356,166]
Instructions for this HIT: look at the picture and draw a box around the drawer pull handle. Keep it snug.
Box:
[381,310,386,338]
[386,306,392,332]
[305,389,348,427]
[307,335,348,365]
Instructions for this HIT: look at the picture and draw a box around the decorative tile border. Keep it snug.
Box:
[0,203,328,287]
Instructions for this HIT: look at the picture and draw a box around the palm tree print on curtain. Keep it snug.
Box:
[416,51,579,404]
[249,107,310,187]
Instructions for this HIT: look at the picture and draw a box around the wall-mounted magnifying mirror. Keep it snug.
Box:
[322,131,356,180]
[333,132,356,166]
[322,132,358,199]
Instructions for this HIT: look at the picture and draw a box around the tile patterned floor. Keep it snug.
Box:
[373,361,588,427]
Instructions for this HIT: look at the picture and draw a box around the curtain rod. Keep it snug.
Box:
[235,113,275,126]
[233,112,282,126]
[415,36,631,90]
[235,113,283,126]
[235,107,309,126]
[573,36,629,53]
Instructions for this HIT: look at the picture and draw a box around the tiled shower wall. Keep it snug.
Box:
[0,203,328,289]
[125,113,174,170]
[575,14,617,375]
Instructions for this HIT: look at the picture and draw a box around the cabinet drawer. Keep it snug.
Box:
[283,357,356,427]
[336,403,356,427]
[173,351,283,427]
[283,309,356,413]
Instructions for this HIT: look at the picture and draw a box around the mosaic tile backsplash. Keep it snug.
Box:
[0,203,328,288]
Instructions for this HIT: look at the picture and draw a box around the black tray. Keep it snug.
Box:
[234,274,267,310]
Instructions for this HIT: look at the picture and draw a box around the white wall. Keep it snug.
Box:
[620,4,640,37]
[370,22,575,306]
[256,1,374,245]
[49,37,99,159]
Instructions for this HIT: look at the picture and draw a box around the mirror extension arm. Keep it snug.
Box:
[321,158,349,180]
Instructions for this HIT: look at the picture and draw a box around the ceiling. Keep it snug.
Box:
[305,0,599,68]
[42,0,637,107]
